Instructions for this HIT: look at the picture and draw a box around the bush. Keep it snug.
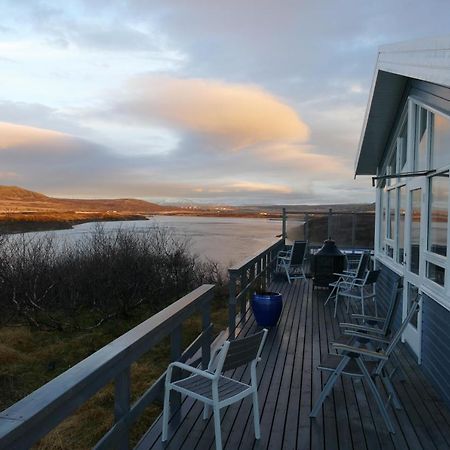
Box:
[0,224,220,330]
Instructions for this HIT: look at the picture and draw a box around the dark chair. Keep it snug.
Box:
[276,240,307,284]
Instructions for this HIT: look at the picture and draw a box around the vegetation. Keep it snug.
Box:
[0,225,228,449]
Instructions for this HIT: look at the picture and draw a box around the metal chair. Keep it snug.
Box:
[162,329,268,450]
[276,240,307,284]
[334,269,380,318]
[339,271,402,339]
[310,295,421,433]
[325,251,370,308]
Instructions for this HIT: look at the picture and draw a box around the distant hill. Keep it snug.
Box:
[0,186,167,214]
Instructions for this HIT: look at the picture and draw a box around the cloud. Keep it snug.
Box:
[110,76,310,150]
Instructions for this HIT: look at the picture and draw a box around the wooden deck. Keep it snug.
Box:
[137,279,450,450]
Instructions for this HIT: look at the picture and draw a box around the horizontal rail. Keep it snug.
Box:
[0,284,215,450]
[228,239,284,339]
[229,239,284,273]
[94,323,213,450]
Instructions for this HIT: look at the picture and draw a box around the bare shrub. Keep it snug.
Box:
[0,224,220,330]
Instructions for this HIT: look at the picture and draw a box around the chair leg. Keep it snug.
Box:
[334,293,340,318]
[310,356,350,417]
[162,386,171,441]
[325,283,338,306]
[252,390,261,439]
[357,358,396,434]
[203,403,210,420]
[381,372,402,410]
[213,405,223,450]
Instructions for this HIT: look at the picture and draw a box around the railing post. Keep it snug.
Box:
[304,213,309,242]
[282,208,287,242]
[170,325,182,410]
[228,271,237,340]
[201,298,211,370]
[240,269,247,320]
[328,208,332,239]
[114,368,131,450]
[352,213,356,249]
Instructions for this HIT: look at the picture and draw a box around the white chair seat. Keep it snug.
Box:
[172,374,251,402]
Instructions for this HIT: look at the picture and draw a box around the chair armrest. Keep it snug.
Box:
[339,322,385,334]
[341,330,391,344]
[351,314,385,322]
[167,361,216,382]
[331,342,388,360]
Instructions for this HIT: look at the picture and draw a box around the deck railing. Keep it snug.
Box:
[228,239,285,339]
[281,208,375,251]
[0,284,215,450]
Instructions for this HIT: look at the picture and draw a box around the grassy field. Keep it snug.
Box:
[0,297,229,449]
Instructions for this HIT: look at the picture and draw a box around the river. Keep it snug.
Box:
[28,216,284,268]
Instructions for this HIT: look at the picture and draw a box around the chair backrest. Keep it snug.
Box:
[219,329,268,373]
[290,241,307,266]
[355,252,371,279]
[381,275,403,335]
[375,294,421,374]
[363,269,380,286]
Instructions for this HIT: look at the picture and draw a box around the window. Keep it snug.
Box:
[432,113,450,169]
[397,186,406,264]
[380,189,386,252]
[415,106,429,171]
[428,171,449,257]
[427,262,445,287]
[388,189,396,240]
[398,122,408,172]
[410,188,421,275]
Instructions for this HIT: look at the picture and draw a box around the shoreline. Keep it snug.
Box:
[0,211,281,235]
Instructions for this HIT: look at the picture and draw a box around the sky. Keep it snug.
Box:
[1,1,450,205]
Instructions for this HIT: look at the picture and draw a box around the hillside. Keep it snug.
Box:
[0,186,166,214]
[0,186,173,233]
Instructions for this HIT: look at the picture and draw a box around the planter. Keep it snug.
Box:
[251,292,283,327]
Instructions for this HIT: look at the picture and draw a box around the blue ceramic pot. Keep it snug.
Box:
[251,292,283,327]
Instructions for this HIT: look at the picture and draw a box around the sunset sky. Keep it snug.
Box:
[1,1,449,205]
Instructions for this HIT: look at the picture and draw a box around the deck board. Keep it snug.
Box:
[137,279,450,450]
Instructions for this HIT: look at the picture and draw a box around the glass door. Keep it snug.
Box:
[403,182,424,362]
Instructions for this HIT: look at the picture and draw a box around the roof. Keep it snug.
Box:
[355,36,450,175]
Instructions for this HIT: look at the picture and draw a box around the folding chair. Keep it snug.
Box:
[310,295,420,433]
[276,240,307,284]
[325,252,370,308]
[333,269,380,318]
[162,329,268,450]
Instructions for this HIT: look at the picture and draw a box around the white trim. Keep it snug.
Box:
[376,254,450,313]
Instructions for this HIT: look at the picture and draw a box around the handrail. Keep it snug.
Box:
[228,238,284,339]
[0,284,215,450]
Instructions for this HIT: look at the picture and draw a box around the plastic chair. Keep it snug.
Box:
[162,329,268,450]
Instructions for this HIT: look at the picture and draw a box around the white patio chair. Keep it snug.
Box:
[162,329,268,450]
[325,251,370,308]
[333,269,380,318]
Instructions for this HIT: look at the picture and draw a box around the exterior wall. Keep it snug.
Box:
[374,79,450,409]
[375,261,402,330]
[377,261,450,407]
[421,294,450,407]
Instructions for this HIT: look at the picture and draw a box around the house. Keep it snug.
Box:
[355,36,450,407]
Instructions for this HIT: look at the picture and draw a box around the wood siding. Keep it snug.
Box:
[422,294,450,408]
